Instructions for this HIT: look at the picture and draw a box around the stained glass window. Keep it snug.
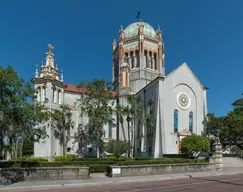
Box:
[137,119,141,138]
[174,109,178,133]
[189,111,193,133]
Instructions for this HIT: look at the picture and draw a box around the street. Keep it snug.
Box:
[3,174,243,192]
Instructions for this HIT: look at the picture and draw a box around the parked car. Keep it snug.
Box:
[192,151,210,159]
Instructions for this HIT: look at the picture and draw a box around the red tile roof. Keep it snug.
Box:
[64,84,87,93]
[64,84,118,97]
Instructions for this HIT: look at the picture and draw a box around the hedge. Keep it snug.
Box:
[118,158,207,165]
[74,158,126,162]
[54,154,79,162]
[89,165,107,173]
[9,157,48,162]
[0,158,208,173]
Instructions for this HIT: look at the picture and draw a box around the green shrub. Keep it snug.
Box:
[89,165,107,173]
[9,157,27,161]
[180,134,210,154]
[9,157,48,162]
[75,157,126,162]
[118,158,207,165]
[54,154,78,162]
[0,157,208,171]
[25,157,48,162]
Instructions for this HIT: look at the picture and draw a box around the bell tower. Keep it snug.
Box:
[112,15,165,143]
[33,44,65,108]
[32,44,65,160]
[112,19,165,95]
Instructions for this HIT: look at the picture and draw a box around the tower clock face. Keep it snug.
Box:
[177,92,191,110]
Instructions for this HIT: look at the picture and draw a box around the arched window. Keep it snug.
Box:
[108,123,112,138]
[189,111,193,133]
[58,90,61,104]
[154,53,157,70]
[38,87,41,101]
[135,50,139,67]
[42,87,46,102]
[53,87,56,102]
[174,109,178,133]
[130,51,134,68]
[144,50,148,68]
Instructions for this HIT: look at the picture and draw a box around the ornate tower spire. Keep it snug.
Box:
[37,44,61,81]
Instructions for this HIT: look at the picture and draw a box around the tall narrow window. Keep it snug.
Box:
[58,90,61,104]
[43,88,46,102]
[174,109,178,133]
[108,123,112,138]
[144,50,148,68]
[53,88,55,102]
[154,53,157,70]
[130,51,134,68]
[189,111,193,133]
[137,119,141,138]
[135,50,139,67]
[38,87,41,101]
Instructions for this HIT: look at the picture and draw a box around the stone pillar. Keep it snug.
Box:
[210,137,223,171]
[134,53,137,68]
[151,56,154,69]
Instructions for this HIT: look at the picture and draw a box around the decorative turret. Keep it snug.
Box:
[156,25,162,40]
[32,44,65,106]
[119,25,125,42]
[39,44,60,80]
[112,39,117,51]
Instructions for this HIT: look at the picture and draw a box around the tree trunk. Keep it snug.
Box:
[127,119,131,158]
[0,134,2,160]
[11,139,14,158]
[19,139,24,157]
[144,125,147,152]
[63,132,66,155]
[15,140,18,158]
[120,117,126,141]
[131,114,135,158]
[97,146,100,158]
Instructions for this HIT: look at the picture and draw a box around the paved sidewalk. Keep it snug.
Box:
[0,167,243,191]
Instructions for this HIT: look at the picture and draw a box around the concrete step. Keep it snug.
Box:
[223,157,243,167]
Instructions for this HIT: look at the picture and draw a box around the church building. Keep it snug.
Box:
[33,18,208,159]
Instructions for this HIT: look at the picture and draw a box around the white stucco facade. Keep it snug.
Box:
[33,20,207,159]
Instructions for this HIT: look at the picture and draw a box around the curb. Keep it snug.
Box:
[0,171,242,191]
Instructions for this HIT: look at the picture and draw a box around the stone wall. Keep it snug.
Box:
[0,167,89,184]
[107,163,216,178]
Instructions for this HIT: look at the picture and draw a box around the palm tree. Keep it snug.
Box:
[137,106,156,154]
[127,93,141,158]
[52,105,74,155]
[116,104,127,141]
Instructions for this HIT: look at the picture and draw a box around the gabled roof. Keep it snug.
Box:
[165,62,207,90]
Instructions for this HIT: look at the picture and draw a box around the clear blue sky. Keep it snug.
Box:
[0,0,242,117]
